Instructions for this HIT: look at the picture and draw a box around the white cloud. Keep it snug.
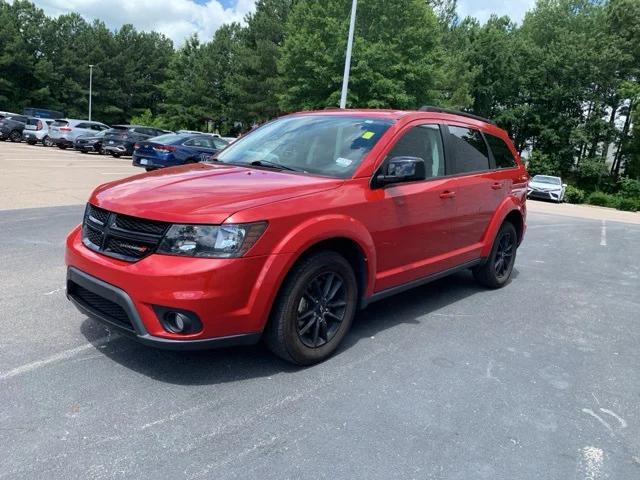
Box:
[457,0,536,24]
[30,0,257,45]
[29,0,536,47]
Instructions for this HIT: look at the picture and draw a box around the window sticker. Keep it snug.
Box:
[361,131,375,140]
[335,157,353,167]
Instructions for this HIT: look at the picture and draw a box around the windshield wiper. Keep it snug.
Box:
[249,160,299,172]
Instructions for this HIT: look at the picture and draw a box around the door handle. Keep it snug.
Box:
[439,191,456,199]
[491,182,503,190]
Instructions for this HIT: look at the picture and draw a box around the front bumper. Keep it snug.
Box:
[67,267,261,350]
[65,226,293,348]
[527,189,562,201]
[104,142,132,155]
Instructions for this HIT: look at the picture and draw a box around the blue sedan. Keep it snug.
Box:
[132,134,229,171]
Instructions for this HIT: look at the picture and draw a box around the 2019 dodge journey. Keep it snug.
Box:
[66,107,528,365]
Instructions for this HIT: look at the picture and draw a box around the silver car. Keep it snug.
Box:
[48,119,110,149]
[22,118,55,146]
[527,175,567,203]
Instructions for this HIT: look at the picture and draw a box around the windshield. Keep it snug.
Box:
[216,115,393,178]
[533,175,561,185]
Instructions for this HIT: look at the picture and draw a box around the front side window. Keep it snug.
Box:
[385,124,445,178]
[485,133,517,169]
[216,115,393,178]
[449,126,490,174]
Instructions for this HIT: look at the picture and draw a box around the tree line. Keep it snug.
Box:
[1,0,639,202]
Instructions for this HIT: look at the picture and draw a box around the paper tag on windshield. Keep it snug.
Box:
[361,131,375,140]
[335,157,353,167]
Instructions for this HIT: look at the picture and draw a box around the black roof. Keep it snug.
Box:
[418,106,496,125]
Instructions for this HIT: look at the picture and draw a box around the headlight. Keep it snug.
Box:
[157,222,267,258]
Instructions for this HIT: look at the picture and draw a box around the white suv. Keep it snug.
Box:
[49,119,110,149]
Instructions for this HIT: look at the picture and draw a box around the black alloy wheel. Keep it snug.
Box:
[296,272,348,348]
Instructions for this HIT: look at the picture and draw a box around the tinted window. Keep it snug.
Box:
[386,124,445,178]
[485,134,517,169]
[448,126,490,174]
[52,120,69,127]
[76,123,90,129]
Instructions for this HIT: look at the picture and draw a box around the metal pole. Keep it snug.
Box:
[339,0,357,109]
[88,64,93,121]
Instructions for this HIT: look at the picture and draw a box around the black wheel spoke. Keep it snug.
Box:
[327,278,343,301]
[312,318,320,347]
[328,300,346,308]
[322,273,334,298]
[298,310,314,323]
[299,317,316,335]
[325,310,343,322]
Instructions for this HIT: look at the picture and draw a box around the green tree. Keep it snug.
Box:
[278,0,442,111]
[227,0,294,124]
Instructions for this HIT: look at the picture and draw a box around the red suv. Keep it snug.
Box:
[66,107,528,365]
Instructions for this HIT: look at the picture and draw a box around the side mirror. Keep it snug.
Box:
[374,156,426,188]
[562,183,567,188]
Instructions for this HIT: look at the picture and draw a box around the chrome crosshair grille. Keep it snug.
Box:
[81,204,170,262]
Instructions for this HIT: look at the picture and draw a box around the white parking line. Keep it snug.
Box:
[0,335,113,381]
[578,446,604,480]
[600,220,607,246]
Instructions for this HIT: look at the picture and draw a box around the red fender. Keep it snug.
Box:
[480,197,525,257]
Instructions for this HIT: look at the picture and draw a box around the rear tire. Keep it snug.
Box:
[264,251,358,365]
[473,221,517,289]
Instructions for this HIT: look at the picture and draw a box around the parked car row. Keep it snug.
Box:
[0,112,233,171]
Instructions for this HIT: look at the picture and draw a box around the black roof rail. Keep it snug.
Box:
[418,105,496,125]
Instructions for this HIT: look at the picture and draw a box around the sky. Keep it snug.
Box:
[29,0,537,46]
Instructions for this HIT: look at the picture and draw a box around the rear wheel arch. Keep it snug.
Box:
[504,210,524,245]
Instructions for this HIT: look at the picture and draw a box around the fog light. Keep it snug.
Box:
[154,306,203,335]
[165,312,190,333]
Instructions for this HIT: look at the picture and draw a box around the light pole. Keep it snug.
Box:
[339,0,357,109]
[88,64,93,121]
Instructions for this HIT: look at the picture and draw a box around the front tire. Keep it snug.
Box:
[473,221,517,289]
[265,251,358,365]
[9,131,21,142]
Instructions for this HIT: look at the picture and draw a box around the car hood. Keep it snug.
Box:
[529,181,561,191]
[90,163,343,224]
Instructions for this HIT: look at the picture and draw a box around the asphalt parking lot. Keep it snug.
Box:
[1,142,639,479]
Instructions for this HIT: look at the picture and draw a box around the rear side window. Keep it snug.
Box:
[448,126,490,174]
[213,138,228,149]
[485,134,517,169]
[184,136,214,148]
[386,124,445,178]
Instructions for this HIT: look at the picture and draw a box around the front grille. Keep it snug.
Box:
[82,204,169,262]
[67,281,134,331]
